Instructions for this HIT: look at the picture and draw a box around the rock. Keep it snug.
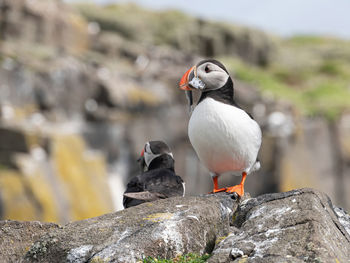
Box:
[338,114,350,209]
[77,3,275,66]
[334,206,350,237]
[278,117,350,211]
[208,188,350,263]
[0,188,349,262]
[23,194,237,262]
[1,0,350,228]
[0,128,115,223]
[0,0,87,52]
[0,220,59,262]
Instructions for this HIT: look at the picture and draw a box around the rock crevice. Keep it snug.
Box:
[210,188,350,263]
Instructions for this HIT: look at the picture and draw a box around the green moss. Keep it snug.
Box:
[285,35,333,45]
[25,237,58,260]
[222,58,303,106]
[0,164,10,170]
[221,55,350,121]
[318,60,343,76]
[302,80,350,120]
[142,253,211,263]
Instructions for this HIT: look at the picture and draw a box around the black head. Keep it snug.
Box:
[138,141,174,172]
[196,59,229,74]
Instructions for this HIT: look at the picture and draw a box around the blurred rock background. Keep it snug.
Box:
[0,0,349,223]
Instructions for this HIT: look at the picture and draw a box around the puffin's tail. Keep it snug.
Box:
[251,159,261,173]
[246,159,261,175]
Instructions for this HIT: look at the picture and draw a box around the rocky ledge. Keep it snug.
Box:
[0,188,349,262]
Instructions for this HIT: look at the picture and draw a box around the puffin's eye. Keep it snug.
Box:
[205,65,210,73]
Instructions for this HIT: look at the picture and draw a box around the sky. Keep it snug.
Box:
[66,0,350,39]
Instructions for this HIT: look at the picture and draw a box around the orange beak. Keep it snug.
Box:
[179,66,195,90]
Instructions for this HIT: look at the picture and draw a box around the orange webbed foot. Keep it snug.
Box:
[210,172,247,197]
[210,185,244,197]
[210,187,227,194]
[225,184,244,197]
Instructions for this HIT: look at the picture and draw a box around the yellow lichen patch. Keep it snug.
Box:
[143,212,174,223]
[67,13,89,54]
[25,129,47,150]
[83,151,114,213]
[0,104,37,123]
[0,170,37,220]
[215,234,229,245]
[25,132,41,149]
[52,134,114,221]
[18,160,60,222]
[90,256,110,263]
[13,105,37,122]
[236,257,248,263]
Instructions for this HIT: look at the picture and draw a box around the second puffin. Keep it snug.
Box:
[123,141,185,208]
[179,59,262,197]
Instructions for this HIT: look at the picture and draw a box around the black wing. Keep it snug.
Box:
[123,169,184,208]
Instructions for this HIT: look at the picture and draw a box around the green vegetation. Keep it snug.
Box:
[73,2,193,46]
[74,3,350,120]
[73,2,271,61]
[220,35,350,120]
[142,254,211,263]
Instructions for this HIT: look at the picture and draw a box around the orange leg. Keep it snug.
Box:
[212,175,227,193]
[211,172,247,197]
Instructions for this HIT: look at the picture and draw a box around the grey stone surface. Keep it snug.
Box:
[2,0,350,218]
[0,220,60,263]
[208,188,350,263]
[23,194,237,262]
[1,188,350,262]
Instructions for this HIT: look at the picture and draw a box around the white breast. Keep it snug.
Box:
[188,98,261,175]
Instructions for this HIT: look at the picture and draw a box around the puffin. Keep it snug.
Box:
[179,59,262,197]
[123,140,185,208]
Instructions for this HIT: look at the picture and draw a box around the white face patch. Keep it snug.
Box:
[143,142,157,168]
[143,142,173,169]
[196,62,229,91]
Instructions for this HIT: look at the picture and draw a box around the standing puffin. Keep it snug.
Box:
[123,141,185,208]
[179,59,262,197]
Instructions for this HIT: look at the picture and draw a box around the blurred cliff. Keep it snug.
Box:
[0,0,349,223]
